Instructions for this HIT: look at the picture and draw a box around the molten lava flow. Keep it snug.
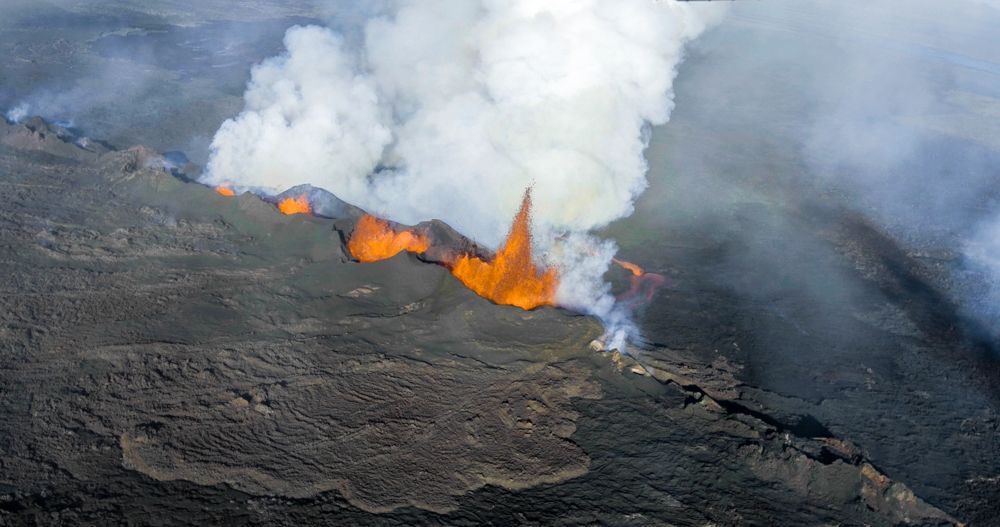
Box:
[447,191,557,310]
[613,257,665,304]
[613,258,644,277]
[348,214,432,262]
[346,190,557,310]
[278,194,311,215]
[214,186,236,197]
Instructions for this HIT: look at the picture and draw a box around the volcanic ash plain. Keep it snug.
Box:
[0,118,971,526]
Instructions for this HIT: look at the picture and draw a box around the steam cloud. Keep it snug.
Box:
[695,0,1000,339]
[202,0,726,347]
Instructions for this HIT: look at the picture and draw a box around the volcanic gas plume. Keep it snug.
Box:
[199,1,726,349]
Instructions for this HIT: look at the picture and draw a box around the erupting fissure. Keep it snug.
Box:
[278,194,311,215]
[447,191,557,310]
[214,186,236,197]
[347,190,558,310]
[348,215,431,262]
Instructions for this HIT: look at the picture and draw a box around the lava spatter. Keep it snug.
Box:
[348,215,432,262]
[347,190,558,310]
[446,191,557,310]
[277,194,311,215]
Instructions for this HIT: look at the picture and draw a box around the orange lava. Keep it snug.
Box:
[214,186,236,197]
[277,194,312,215]
[346,190,558,310]
[613,258,644,277]
[447,190,558,310]
[612,257,665,304]
[348,214,431,262]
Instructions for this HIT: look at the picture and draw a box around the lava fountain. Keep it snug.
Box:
[214,186,236,197]
[348,215,432,262]
[347,190,558,310]
[447,191,557,310]
[278,194,312,215]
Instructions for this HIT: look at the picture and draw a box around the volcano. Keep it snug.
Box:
[0,116,978,525]
[2,3,1000,525]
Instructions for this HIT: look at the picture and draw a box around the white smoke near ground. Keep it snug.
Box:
[5,102,29,123]
[966,216,1000,323]
[719,0,1000,337]
[206,26,393,201]
[202,0,726,349]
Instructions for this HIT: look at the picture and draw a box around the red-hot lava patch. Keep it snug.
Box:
[347,190,557,310]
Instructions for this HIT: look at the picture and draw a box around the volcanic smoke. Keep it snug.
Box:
[199,1,726,350]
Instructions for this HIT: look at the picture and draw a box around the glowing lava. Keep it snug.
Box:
[214,186,236,197]
[613,258,644,277]
[447,191,557,310]
[348,215,432,262]
[613,257,665,304]
[346,190,558,310]
[277,194,311,215]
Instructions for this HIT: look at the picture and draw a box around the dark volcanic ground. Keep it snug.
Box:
[2,2,1000,526]
[0,114,964,527]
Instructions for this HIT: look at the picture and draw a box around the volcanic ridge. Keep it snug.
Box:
[0,117,974,525]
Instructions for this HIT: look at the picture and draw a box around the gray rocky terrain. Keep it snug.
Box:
[0,112,977,527]
[2,2,999,526]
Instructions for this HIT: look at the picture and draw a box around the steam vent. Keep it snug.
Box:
[1,2,998,525]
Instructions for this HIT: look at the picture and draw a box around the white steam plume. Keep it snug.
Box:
[202,0,725,348]
[5,102,29,123]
